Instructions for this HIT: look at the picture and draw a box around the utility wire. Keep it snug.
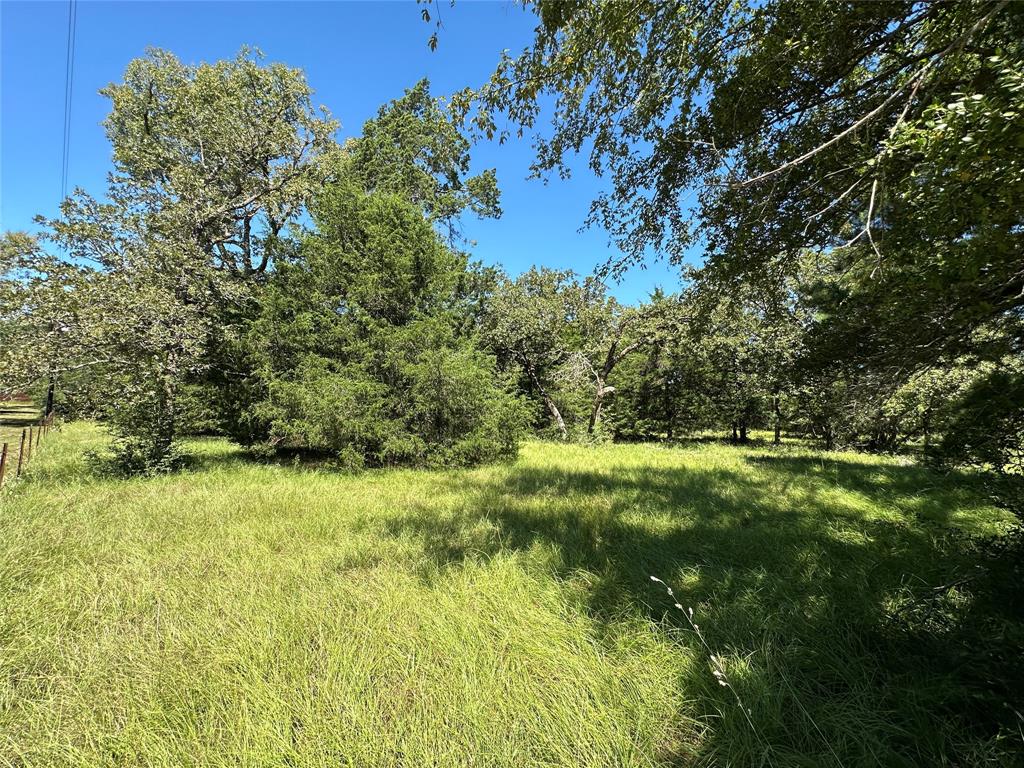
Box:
[60,0,77,203]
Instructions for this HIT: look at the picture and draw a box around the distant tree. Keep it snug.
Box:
[605,291,707,441]
[699,301,770,444]
[604,277,806,445]
[343,78,500,243]
[482,268,580,439]
[481,267,650,440]
[244,177,524,468]
[577,301,656,437]
[7,48,337,471]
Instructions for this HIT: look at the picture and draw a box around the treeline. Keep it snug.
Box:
[2,0,1022,486]
[1,56,524,471]
[466,0,1023,487]
[478,263,1021,469]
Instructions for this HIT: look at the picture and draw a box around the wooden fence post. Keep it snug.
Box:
[17,429,26,477]
[0,442,7,489]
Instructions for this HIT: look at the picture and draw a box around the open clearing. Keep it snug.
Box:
[0,423,1015,767]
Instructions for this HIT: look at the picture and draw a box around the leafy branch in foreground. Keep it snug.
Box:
[459,1,1022,379]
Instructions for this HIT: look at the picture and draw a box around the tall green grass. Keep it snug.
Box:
[0,423,1016,766]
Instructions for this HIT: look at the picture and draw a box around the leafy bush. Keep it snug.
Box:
[82,370,191,476]
[103,434,189,476]
[933,367,1024,476]
[257,346,525,469]
[238,175,527,469]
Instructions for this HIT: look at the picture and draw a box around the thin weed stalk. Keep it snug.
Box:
[650,575,775,766]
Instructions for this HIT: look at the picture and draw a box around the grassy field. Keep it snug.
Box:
[0,423,1018,767]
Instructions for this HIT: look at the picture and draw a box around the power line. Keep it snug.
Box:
[60,0,77,203]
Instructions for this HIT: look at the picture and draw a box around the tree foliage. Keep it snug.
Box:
[242,177,524,468]
[101,46,336,277]
[343,78,500,243]
[481,267,657,440]
[466,1,1022,371]
[207,79,523,468]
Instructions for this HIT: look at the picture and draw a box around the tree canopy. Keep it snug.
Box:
[464,1,1022,373]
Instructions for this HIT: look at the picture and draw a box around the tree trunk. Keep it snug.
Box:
[739,423,748,443]
[546,396,568,440]
[527,366,567,440]
[731,423,738,442]
[587,383,604,436]
[587,324,640,436]
[45,375,56,417]
[587,380,615,436]
[772,392,781,444]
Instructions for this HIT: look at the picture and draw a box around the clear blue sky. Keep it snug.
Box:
[1,0,684,303]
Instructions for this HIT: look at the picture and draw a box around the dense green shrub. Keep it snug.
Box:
[934,367,1024,477]
[241,181,526,468]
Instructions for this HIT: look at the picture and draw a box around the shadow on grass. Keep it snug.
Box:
[24,431,1020,763]
[0,403,41,425]
[383,456,979,617]
[0,403,43,442]
[373,450,1021,765]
